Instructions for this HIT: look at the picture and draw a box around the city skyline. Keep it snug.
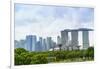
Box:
[15,28,93,52]
[15,3,94,46]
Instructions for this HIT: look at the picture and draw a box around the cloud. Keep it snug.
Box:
[15,4,94,45]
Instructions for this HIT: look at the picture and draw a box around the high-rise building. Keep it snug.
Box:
[36,41,41,52]
[14,40,19,49]
[46,37,52,50]
[71,30,78,46]
[82,31,89,49]
[20,40,26,49]
[57,36,61,45]
[78,28,93,49]
[71,30,79,50]
[52,41,57,51]
[42,39,47,51]
[14,40,26,49]
[61,30,69,50]
[39,37,43,51]
[26,35,37,51]
[32,35,37,51]
[26,35,33,51]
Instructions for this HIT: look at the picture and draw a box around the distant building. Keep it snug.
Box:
[32,35,37,51]
[14,40,26,49]
[82,31,89,49]
[39,37,43,51]
[42,39,47,51]
[46,37,52,50]
[61,30,69,50]
[60,28,93,50]
[36,41,41,52]
[20,40,26,49]
[14,40,19,49]
[71,30,79,50]
[78,28,93,49]
[57,36,61,45]
[51,41,57,51]
[26,35,37,51]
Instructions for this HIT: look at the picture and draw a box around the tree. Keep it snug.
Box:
[15,54,24,65]
[53,51,66,61]
[86,47,94,59]
[31,54,48,64]
[15,48,28,55]
[20,52,33,65]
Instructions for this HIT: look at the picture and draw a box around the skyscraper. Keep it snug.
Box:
[20,40,26,49]
[39,37,43,51]
[57,36,61,45]
[78,28,93,49]
[71,30,78,46]
[14,40,26,49]
[46,37,52,50]
[14,40,19,49]
[82,31,89,49]
[71,30,79,50]
[42,39,47,51]
[36,41,41,52]
[32,35,37,51]
[26,35,37,51]
[61,30,69,50]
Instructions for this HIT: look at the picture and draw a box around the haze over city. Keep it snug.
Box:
[15,3,94,46]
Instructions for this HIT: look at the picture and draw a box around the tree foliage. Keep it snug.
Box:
[14,47,94,65]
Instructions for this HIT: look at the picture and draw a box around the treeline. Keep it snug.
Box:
[15,47,94,65]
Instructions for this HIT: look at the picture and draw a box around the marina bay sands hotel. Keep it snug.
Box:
[60,28,93,50]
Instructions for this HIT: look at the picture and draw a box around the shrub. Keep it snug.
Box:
[31,54,48,64]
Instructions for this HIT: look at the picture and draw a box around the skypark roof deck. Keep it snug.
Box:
[62,28,93,32]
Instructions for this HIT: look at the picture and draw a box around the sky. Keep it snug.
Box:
[15,3,94,46]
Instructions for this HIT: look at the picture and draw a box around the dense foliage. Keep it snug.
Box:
[14,47,94,65]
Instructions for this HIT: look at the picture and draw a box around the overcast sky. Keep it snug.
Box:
[15,3,94,46]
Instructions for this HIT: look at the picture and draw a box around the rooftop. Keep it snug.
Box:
[61,28,94,32]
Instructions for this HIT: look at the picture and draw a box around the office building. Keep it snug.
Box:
[14,40,26,49]
[26,35,37,51]
[82,31,89,49]
[61,30,70,50]
[71,30,78,46]
[46,37,52,50]
[78,28,93,49]
[57,36,61,45]
[39,37,43,51]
